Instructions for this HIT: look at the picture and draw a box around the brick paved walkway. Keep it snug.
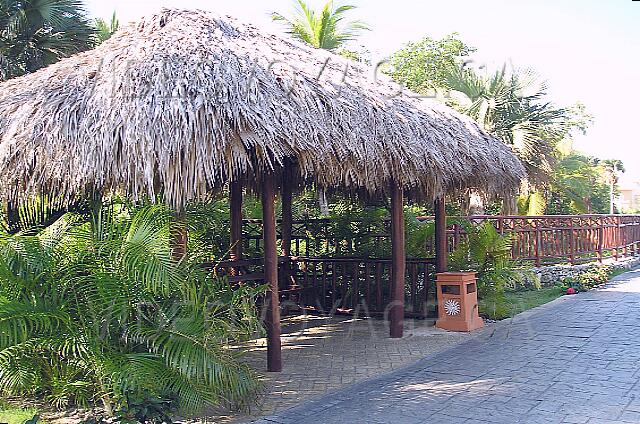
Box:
[208,316,481,423]
[255,268,640,424]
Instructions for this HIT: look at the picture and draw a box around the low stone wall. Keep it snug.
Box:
[532,256,640,287]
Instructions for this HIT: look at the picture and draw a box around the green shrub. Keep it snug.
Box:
[0,404,42,424]
[115,391,178,424]
[448,221,523,317]
[0,203,264,416]
[560,265,617,292]
[510,269,542,291]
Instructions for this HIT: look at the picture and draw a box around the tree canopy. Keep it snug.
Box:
[386,34,474,95]
[0,0,95,80]
[272,0,369,51]
[545,152,611,214]
[445,65,572,182]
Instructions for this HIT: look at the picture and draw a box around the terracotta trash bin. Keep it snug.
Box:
[435,272,484,332]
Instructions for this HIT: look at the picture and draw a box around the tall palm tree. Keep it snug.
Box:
[446,65,571,183]
[272,0,369,51]
[0,0,95,80]
[273,1,369,212]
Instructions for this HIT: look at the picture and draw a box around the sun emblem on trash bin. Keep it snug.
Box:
[444,299,461,316]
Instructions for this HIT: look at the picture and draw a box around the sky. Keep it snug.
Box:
[86,0,640,182]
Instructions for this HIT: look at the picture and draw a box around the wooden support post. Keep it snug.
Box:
[171,211,188,261]
[623,218,628,258]
[390,183,406,339]
[614,216,620,261]
[230,181,243,261]
[534,221,542,267]
[598,216,604,263]
[262,173,282,372]
[280,167,295,297]
[434,197,447,274]
[569,218,575,265]
[453,223,461,251]
[280,170,293,258]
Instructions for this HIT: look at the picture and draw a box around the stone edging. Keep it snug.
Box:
[532,255,640,286]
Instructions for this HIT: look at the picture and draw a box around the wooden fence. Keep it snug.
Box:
[212,255,437,319]
[214,214,640,318]
[446,215,640,266]
[242,214,640,267]
[286,257,436,318]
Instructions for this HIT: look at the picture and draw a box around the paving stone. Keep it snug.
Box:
[249,268,640,424]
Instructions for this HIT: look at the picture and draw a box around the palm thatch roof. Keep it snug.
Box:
[0,8,524,209]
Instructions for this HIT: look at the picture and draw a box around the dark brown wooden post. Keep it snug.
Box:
[614,216,620,261]
[280,167,295,297]
[171,211,188,261]
[622,218,628,258]
[434,197,447,274]
[262,173,282,372]
[453,223,461,251]
[280,170,293,258]
[390,182,406,339]
[629,217,638,256]
[230,180,243,261]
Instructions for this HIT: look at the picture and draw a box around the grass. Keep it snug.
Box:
[479,286,566,320]
[0,406,43,424]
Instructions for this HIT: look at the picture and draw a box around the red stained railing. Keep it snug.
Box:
[242,214,640,267]
[440,215,640,266]
[212,214,640,318]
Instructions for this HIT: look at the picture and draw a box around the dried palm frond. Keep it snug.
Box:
[0,9,525,210]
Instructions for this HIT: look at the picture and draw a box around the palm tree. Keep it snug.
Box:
[0,202,263,414]
[273,1,369,211]
[446,65,571,182]
[272,0,369,51]
[95,12,119,44]
[0,0,95,80]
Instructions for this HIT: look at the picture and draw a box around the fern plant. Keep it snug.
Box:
[0,202,264,416]
[449,221,518,317]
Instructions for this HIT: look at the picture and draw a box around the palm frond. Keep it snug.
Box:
[273,0,368,50]
[0,298,69,347]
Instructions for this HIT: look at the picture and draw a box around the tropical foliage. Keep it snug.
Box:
[445,66,571,181]
[600,159,625,214]
[0,0,95,80]
[1,195,91,235]
[0,202,264,415]
[386,34,474,96]
[448,221,524,318]
[387,31,625,214]
[95,12,119,44]
[545,152,612,214]
[272,0,368,51]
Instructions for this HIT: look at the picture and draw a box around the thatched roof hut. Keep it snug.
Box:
[0,8,524,209]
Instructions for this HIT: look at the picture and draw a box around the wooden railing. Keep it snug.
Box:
[445,215,640,266]
[242,214,640,267]
[286,256,436,318]
[210,256,437,319]
[211,214,640,319]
